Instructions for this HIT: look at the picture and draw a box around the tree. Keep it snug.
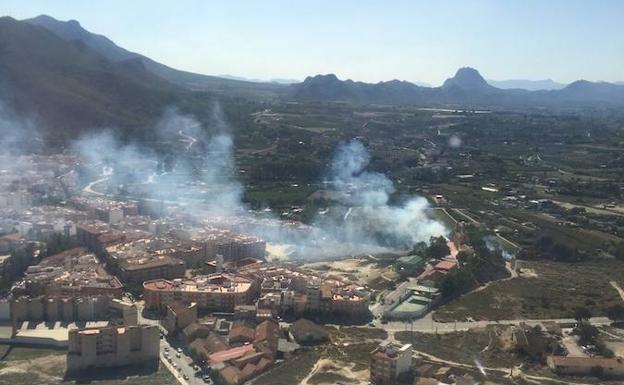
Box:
[575,322,598,345]
[606,304,624,323]
[411,241,427,255]
[427,236,450,260]
[574,307,592,323]
[440,269,474,299]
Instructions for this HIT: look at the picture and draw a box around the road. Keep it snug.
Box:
[178,129,198,152]
[610,280,624,302]
[136,301,209,385]
[82,176,108,195]
[160,340,206,385]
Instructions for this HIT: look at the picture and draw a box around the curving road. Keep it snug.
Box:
[82,176,109,196]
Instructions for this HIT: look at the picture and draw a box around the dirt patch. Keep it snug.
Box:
[300,358,368,385]
[517,267,538,278]
[301,258,390,286]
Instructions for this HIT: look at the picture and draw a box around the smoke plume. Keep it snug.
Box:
[313,139,447,250]
[71,105,446,260]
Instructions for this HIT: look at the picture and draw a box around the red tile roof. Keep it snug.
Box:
[435,260,457,271]
[209,344,255,365]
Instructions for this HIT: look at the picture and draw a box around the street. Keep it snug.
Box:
[135,300,211,385]
[160,338,206,385]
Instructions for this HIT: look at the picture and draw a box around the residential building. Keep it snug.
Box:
[23,248,123,298]
[547,356,624,379]
[370,341,413,385]
[66,324,159,373]
[143,273,256,313]
[163,301,197,333]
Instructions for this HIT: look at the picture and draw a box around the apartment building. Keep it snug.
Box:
[66,324,159,373]
[143,274,256,313]
[370,341,413,385]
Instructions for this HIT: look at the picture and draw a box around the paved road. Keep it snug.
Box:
[160,340,206,385]
[136,301,209,385]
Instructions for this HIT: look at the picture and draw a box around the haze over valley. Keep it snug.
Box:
[1,3,624,385]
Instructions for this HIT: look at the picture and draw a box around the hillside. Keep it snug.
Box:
[487,78,566,91]
[25,15,287,99]
[0,16,184,144]
[292,68,624,109]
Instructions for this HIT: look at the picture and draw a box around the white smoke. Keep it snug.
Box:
[71,106,446,260]
[0,100,42,153]
[72,104,244,217]
[314,139,447,249]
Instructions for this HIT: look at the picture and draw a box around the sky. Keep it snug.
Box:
[3,0,623,85]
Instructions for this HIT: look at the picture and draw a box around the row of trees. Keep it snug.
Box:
[411,236,450,260]
[0,243,37,294]
[575,305,624,324]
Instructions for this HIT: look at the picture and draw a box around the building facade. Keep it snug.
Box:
[370,341,412,385]
[67,324,159,373]
[143,274,256,313]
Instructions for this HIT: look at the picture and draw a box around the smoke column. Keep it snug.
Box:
[72,106,446,260]
[313,139,447,249]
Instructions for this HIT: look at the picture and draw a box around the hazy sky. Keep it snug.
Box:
[3,0,623,85]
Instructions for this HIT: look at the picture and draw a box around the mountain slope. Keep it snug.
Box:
[0,16,181,143]
[487,78,566,91]
[292,68,624,108]
[25,15,287,98]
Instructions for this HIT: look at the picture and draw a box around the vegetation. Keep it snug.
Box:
[440,226,509,300]
[606,304,624,323]
[434,260,624,322]
[426,236,450,259]
[396,327,523,368]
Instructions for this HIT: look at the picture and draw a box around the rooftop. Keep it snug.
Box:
[208,344,255,365]
[144,273,253,294]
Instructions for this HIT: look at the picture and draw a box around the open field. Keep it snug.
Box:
[0,346,175,385]
[253,326,387,385]
[300,258,395,287]
[253,349,321,385]
[434,259,624,322]
[395,326,523,368]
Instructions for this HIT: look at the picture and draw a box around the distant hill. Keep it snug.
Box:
[218,74,300,84]
[25,15,287,98]
[487,79,566,91]
[292,67,624,109]
[0,16,181,144]
[442,67,495,92]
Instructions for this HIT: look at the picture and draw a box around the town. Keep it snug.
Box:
[1,4,624,385]
[1,136,624,385]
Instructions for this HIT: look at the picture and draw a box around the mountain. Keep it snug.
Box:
[293,74,433,104]
[442,67,494,92]
[0,16,182,144]
[292,68,624,108]
[218,74,300,84]
[487,79,566,91]
[25,15,286,98]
